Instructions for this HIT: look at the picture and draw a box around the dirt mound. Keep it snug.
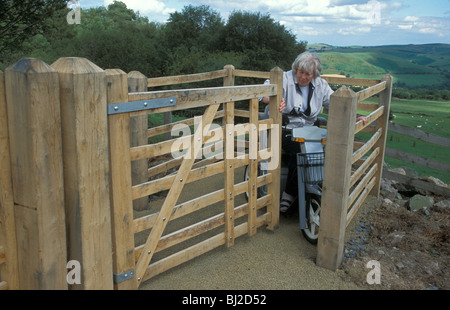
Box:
[341,194,449,290]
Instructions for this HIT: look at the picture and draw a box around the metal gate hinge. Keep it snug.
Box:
[113,269,135,283]
[108,97,176,115]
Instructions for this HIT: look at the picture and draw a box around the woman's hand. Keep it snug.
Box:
[357,116,368,125]
[279,98,286,112]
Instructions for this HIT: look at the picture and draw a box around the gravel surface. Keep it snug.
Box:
[137,166,378,290]
[139,208,368,290]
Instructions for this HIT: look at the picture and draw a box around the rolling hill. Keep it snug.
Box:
[308,44,450,89]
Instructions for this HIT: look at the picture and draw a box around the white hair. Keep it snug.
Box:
[292,52,322,77]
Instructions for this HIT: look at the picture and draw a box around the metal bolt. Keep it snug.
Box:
[114,106,119,111]
[180,178,183,182]
[229,164,232,168]
[143,102,148,107]
[230,216,232,219]
[138,277,141,281]
[163,217,166,221]
[170,99,174,103]
[148,250,151,254]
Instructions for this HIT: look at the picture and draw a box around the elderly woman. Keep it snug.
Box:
[262,52,367,213]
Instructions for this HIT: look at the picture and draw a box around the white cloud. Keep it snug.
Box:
[404,16,419,22]
[104,0,175,16]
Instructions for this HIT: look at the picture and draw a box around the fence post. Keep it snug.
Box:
[371,74,393,197]
[316,87,358,271]
[223,65,235,247]
[266,67,283,231]
[0,70,19,290]
[106,69,138,290]
[52,57,113,289]
[127,71,149,211]
[5,59,67,289]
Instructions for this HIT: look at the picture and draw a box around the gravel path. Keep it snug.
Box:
[139,210,364,290]
[137,166,377,290]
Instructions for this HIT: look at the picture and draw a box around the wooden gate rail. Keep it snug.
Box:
[317,75,392,271]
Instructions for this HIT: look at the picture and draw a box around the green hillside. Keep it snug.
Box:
[309,44,450,89]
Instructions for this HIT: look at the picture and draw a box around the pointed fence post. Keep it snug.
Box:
[267,67,283,231]
[316,87,358,271]
[5,58,67,289]
[52,57,113,289]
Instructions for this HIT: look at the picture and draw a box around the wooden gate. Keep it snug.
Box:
[107,68,283,289]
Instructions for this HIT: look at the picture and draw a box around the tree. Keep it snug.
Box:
[220,11,306,71]
[0,0,68,57]
[164,5,224,53]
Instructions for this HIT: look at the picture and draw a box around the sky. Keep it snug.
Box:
[76,0,450,46]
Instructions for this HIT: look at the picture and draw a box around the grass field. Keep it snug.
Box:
[311,44,450,89]
[357,97,450,183]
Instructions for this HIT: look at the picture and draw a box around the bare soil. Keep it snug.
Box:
[340,195,450,290]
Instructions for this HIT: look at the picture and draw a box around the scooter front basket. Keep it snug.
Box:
[297,152,325,185]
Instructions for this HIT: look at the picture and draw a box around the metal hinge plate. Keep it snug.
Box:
[107,97,176,115]
[113,269,135,283]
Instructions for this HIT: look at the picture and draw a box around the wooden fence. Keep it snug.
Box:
[0,57,396,288]
[317,74,393,270]
[0,58,282,289]
[383,123,450,197]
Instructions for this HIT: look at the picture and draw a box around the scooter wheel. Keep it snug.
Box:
[243,161,268,201]
[301,194,321,244]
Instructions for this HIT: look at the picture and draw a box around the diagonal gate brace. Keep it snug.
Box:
[134,103,220,287]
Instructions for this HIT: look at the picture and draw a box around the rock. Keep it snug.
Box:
[409,194,434,212]
[435,199,450,208]
[420,176,448,187]
[402,166,419,178]
[390,167,406,175]
[381,179,398,201]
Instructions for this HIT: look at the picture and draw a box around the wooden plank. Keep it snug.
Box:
[52,57,113,290]
[322,76,381,87]
[317,86,358,271]
[6,58,67,289]
[348,163,378,207]
[0,70,19,289]
[128,84,277,115]
[352,128,382,164]
[350,147,380,187]
[134,103,220,287]
[224,100,235,247]
[388,123,450,148]
[347,177,377,225]
[370,75,392,197]
[383,169,450,197]
[354,106,384,134]
[385,148,450,174]
[147,69,228,87]
[356,81,386,102]
[233,69,270,79]
[106,69,137,290]
[127,71,149,211]
[248,98,259,236]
